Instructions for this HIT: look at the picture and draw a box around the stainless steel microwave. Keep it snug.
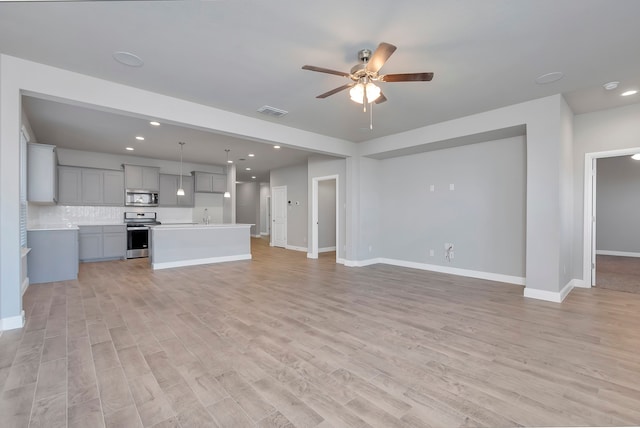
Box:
[125,190,159,207]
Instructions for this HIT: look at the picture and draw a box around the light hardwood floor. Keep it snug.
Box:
[2,237,640,427]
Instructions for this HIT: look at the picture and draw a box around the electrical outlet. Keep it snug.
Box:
[449,251,454,260]
[429,249,434,257]
[368,245,372,252]
[429,184,435,192]
[449,183,455,191]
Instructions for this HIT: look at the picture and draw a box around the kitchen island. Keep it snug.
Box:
[149,223,252,270]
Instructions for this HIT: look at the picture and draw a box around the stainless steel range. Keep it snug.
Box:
[124,212,161,259]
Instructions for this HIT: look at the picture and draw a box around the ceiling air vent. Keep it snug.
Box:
[257,105,288,118]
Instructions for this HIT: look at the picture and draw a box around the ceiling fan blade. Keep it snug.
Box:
[316,83,355,99]
[366,42,397,73]
[302,65,350,78]
[380,72,434,82]
[374,93,387,104]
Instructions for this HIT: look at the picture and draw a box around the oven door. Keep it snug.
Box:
[126,226,150,259]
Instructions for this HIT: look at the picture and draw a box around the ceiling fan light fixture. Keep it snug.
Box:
[349,82,381,104]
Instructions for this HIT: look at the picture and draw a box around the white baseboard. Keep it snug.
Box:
[571,278,589,288]
[344,258,383,267]
[1,310,25,331]
[285,245,308,252]
[21,277,29,296]
[251,234,261,238]
[260,232,269,236]
[524,279,575,303]
[336,258,346,265]
[152,254,252,270]
[596,250,640,258]
[318,246,336,253]
[375,258,525,285]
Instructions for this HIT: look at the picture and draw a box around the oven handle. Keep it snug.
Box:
[127,226,150,230]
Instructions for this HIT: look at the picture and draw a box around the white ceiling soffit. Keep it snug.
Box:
[366,125,527,160]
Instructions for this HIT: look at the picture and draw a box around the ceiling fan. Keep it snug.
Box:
[302,42,434,109]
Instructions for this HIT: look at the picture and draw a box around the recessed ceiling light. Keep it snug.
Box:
[632,154,640,160]
[245,167,251,171]
[274,145,281,149]
[603,81,620,91]
[112,51,144,67]
[125,147,134,151]
[248,153,255,157]
[535,72,564,85]
[251,176,256,179]
[149,121,160,126]
[135,136,145,141]
[227,160,233,164]
[621,90,638,97]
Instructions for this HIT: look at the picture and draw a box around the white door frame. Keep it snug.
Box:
[271,185,287,248]
[583,147,640,287]
[309,175,339,260]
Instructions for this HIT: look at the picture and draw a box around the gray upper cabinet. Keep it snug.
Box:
[28,143,58,204]
[103,170,124,205]
[81,169,103,205]
[194,171,227,193]
[159,174,194,207]
[58,166,82,205]
[58,166,124,206]
[124,164,160,191]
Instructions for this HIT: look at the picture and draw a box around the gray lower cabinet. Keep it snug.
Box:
[194,171,226,193]
[58,166,124,206]
[79,225,126,261]
[159,174,194,207]
[27,229,78,284]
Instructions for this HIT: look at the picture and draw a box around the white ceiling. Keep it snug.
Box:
[3,0,640,175]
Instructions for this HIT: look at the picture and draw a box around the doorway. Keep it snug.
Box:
[310,175,339,260]
[271,186,287,248]
[584,148,640,290]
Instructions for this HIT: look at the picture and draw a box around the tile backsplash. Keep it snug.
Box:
[29,204,194,226]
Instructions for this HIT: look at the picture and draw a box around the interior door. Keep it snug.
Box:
[272,186,286,248]
[591,158,597,286]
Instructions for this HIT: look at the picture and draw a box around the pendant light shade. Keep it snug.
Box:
[224,149,231,198]
[177,142,185,196]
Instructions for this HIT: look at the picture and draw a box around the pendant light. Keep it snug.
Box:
[224,149,231,198]
[177,142,185,196]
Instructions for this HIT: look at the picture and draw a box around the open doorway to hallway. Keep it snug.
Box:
[310,175,338,261]
[585,150,640,294]
[593,155,640,294]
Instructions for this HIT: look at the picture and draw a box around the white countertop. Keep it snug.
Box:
[27,224,80,231]
[151,223,253,230]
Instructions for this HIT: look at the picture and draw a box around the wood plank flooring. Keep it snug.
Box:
[2,237,640,427]
[596,254,640,294]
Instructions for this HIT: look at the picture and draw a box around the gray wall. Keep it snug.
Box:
[271,162,308,249]
[596,155,640,254]
[236,181,260,236]
[318,179,336,249]
[380,136,527,277]
[572,103,640,277]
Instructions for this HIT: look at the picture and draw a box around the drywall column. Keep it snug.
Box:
[0,55,24,329]
[344,156,382,264]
